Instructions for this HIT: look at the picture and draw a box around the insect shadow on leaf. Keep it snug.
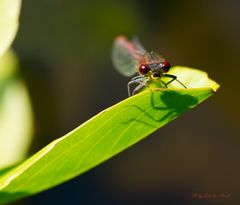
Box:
[124,90,198,127]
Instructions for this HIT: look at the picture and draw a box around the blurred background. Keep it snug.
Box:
[3,0,240,204]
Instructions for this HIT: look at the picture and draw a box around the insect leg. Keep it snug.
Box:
[132,77,151,95]
[156,77,168,88]
[128,78,141,96]
[132,83,147,95]
[127,76,147,96]
[163,74,187,89]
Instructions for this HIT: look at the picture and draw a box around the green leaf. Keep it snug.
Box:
[0,0,21,58]
[0,51,33,169]
[0,66,219,204]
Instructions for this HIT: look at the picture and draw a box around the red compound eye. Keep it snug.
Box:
[161,60,171,72]
[139,64,150,74]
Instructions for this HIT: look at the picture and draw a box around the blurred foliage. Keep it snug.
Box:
[0,51,33,168]
[0,0,33,169]
[0,0,21,57]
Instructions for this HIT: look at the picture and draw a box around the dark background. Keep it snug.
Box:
[13,0,239,204]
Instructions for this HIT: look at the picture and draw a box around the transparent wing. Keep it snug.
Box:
[132,36,147,55]
[144,51,165,65]
[112,36,145,77]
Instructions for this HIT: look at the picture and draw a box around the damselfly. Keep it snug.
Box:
[112,36,186,96]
